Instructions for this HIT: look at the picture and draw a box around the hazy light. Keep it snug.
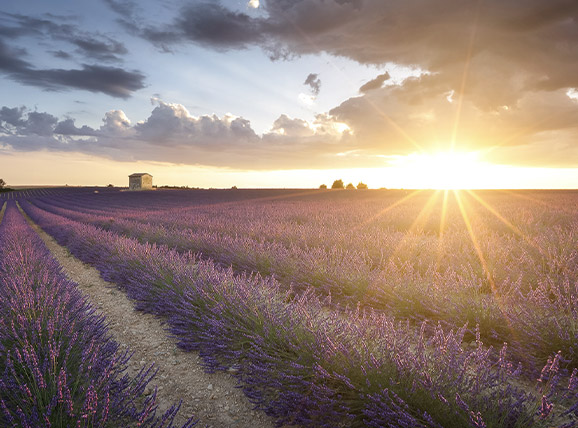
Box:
[298,93,316,106]
[387,151,491,189]
[248,0,259,8]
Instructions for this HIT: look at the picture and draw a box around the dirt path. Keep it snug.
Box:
[19,205,278,428]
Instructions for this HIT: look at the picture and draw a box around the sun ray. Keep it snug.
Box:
[453,190,519,342]
[435,189,450,269]
[351,189,424,232]
[384,190,441,261]
[450,0,483,152]
[274,6,425,153]
[466,190,562,273]
[497,189,562,210]
[465,190,536,246]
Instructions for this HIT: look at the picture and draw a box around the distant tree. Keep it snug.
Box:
[346,183,355,189]
[331,179,344,189]
[357,182,368,190]
[107,184,114,188]
[319,184,327,189]
[231,185,238,190]
[0,178,5,189]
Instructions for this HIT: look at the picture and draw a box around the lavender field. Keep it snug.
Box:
[2,187,578,427]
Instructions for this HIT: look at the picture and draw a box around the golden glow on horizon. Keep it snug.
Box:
[3,151,578,189]
[387,151,490,189]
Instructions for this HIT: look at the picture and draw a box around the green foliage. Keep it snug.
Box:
[346,183,355,189]
[319,184,327,189]
[331,179,344,189]
[357,182,368,189]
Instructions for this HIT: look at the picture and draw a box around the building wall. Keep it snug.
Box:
[128,175,153,190]
[129,176,141,190]
[140,175,153,189]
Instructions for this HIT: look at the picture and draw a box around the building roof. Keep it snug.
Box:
[129,173,152,177]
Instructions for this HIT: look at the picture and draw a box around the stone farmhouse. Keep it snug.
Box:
[128,173,153,190]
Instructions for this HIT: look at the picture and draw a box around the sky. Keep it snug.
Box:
[1,0,578,189]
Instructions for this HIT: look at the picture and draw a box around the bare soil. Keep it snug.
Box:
[20,207,278,428]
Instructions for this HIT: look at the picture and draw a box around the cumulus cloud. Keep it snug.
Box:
[111,0,578,166]
[134,101,259,146]
[53,118,99,136]
[270,114,315,137]
[0,102,358,169]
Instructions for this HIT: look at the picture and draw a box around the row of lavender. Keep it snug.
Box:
[0,201,194,427]
[19,199,578,427]
[27,190,578,369]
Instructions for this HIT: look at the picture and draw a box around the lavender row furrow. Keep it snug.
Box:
[0,201,194,428]
[20,200,578,427]
[28,195,578,370]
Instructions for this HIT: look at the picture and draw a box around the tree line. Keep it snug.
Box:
[319,179,368,190]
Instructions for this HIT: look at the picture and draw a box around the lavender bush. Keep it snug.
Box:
[19,197,578,427]
[27,190,578,369]
[0,201,194,427]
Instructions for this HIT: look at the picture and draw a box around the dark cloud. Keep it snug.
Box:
[0,12,74,39]
[304,73,321,95]
[53,118,98,136]
[0,107,57,136]
[112,0,578,166]
[177,3,264,49]
[0,106,26,132]
[102,0,137,18]
[0,12,130,62]
[111,2,267,51]
[15,63,145,98]
[359,72,390,93]
[70,36,128,62]
[0,39,145,97]
[0,39,31,72]
[51,50,72,59]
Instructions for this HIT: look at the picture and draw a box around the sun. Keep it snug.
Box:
[390,151,487,189]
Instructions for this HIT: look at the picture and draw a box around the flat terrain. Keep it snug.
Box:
[21,205,277,428]
[3,187,578,427]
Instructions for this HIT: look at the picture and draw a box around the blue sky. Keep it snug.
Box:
[1,0,578,188]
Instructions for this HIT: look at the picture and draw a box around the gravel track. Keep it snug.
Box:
[19,205,278,428]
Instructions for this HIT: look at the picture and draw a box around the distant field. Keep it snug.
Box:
[2,187,578,427]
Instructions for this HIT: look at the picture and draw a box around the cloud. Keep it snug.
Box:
[359,72,390,93]
[134,101,259,146]
[270,114,315,137]
[0,106,56,136]
[53,118,99,136]
[304,73,321,95]
[0,11,145,97]
[0,12,130,62]
[0,102,359,169]
[0,40,145,97]
[70,36,128,62]
[102,0,137,18]
[114,0,578,166]
[136,3,266,51]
